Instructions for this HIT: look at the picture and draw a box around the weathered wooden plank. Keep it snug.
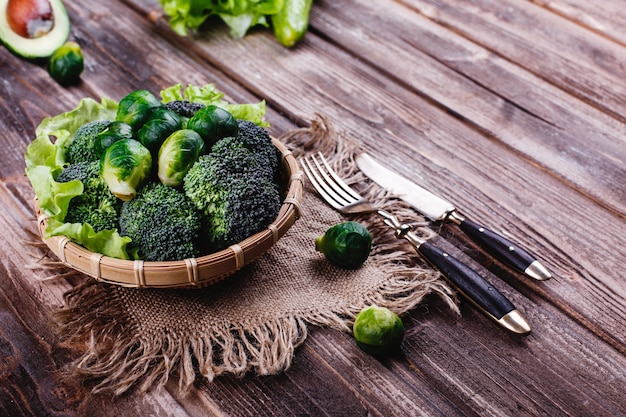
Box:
[311,0,626,217]
[399,293,626,417]
[531,0,626,46]
[179,327,459,417]
[400,0,626,124]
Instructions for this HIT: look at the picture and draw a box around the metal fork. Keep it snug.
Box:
[301,152,531,335]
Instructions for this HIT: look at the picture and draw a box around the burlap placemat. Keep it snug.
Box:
[37,115,457,395]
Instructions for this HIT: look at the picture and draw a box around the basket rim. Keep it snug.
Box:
[35,138,303,289]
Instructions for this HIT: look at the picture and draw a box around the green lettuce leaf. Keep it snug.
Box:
[157,0,284,38]
[160,83,268,126]
[24,96,133,259]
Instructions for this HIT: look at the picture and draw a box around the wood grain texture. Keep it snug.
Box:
[0,0,624,415]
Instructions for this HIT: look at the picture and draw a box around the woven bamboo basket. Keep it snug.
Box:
[35,138,303,288]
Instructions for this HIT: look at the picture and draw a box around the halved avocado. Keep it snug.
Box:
[0,0,70,59]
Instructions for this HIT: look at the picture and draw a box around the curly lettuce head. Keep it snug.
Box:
[158,0,284,38]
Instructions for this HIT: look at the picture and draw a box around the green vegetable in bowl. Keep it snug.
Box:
[184,136,281,251]
[160,83,268,127]
[353,305,405,357]
[186,105,238,148]
[157,129,205,187]
[55,161,121,233]
[65,120,112,164]
[93,121,135,158]
[236,120,280,177]
[138,107,183,156]
[119,182,202,262]
[101,139,152,201]
[163,100,206,119]
[316,221,372,269]
[48,41,84,86]
[116,89,162,130]
[25,83,269,261]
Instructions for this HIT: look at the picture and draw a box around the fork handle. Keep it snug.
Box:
[412,237,531,335]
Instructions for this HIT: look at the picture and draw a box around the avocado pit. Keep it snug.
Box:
[6,0,54,38]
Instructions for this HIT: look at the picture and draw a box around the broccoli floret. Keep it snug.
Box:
[234,120,280,177]
[183,144,281,251]
[56,161,121,233]
[119,182,203,261]
[164,100,206,118]
[210,137,274,180]
[66,120,112,164]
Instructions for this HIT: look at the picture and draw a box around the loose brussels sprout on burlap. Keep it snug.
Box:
[158,129,205,187]
[101,139,152,201]
[316,221,372,269]
[353,306,405,356]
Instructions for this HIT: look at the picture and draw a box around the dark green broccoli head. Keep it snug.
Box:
[164,100,206,118]
[218,176,281,247]
[183,155,229,246]
[183,149,281,251]
[119,182,203,261]
[210,137,273,180]
[234,120,280,177]
[66,120,112,164]
[56,161,121,233]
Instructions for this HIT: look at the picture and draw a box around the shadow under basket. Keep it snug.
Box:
[35,138,303,289]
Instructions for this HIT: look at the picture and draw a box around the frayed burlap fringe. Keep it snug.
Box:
[54,278,309,396]
[42,114,457,396]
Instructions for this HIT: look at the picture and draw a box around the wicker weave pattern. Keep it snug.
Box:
[36,139,303,288]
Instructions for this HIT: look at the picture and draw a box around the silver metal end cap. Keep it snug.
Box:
[525,260,552,281]
[498,309,532,336]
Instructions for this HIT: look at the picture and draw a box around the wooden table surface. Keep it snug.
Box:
[1,0,625,415]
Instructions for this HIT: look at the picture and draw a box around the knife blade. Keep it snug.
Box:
[355,152,551,281]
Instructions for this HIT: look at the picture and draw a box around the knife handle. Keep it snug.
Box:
[455,217,551,281]
[417,240,531,335]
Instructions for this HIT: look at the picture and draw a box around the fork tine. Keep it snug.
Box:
[311,152,363,202]
[301,157,350,209]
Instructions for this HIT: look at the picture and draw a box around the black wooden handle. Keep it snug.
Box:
[418,240,515,320]
[459,218,543,277]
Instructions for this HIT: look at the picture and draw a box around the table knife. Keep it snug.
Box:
[355,153,551,281]
[372,210,531,335]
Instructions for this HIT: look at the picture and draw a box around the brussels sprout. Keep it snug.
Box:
[157,129,206,187]
[93,121,135,158]
[316,221,372,269]
[101,139,152,201]
[115,89,162,130]
[48,41,84,86]
[138,107,183,156]
[186,105,238,148]
[353,306,405,356]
